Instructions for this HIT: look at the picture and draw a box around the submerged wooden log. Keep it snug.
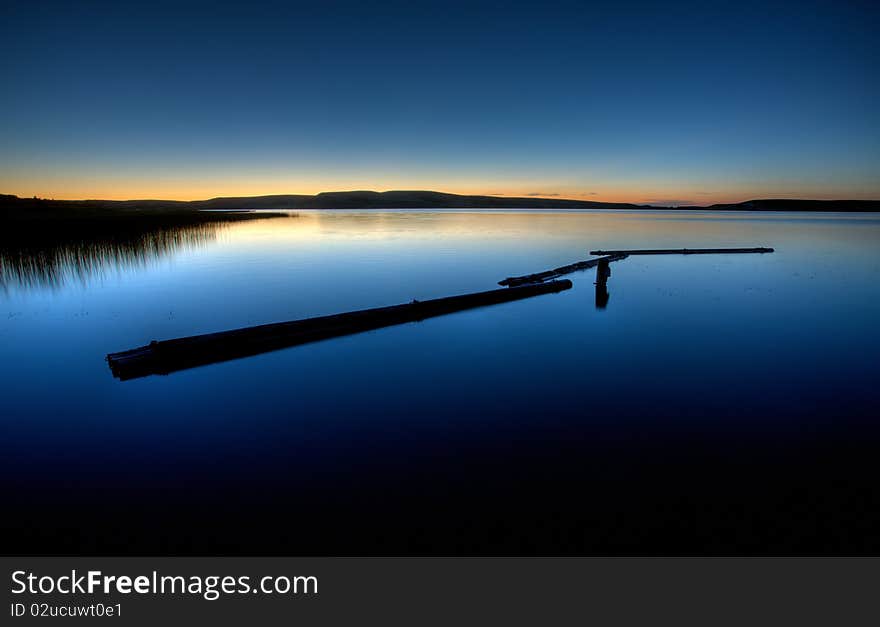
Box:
[588,247,774,255]
[499,253,628,287]
[107,279,573,380]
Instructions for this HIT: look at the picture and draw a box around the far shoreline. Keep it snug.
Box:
[3,191,880,216]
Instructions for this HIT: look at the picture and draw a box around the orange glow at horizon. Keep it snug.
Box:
[3,173,878,206]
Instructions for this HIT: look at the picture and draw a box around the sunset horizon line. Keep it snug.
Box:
[5,188,880,207]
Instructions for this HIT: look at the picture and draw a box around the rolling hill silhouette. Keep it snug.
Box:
[2,190,878,215]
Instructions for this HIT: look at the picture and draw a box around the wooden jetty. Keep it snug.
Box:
[588,247,774,256]
[499,253,628,287]
[106,279,572,380]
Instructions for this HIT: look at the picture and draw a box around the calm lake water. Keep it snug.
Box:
[2,209,880,554]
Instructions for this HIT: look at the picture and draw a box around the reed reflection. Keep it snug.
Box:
[1,220,230,292]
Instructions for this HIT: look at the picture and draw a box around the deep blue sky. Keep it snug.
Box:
[1,0,877,203]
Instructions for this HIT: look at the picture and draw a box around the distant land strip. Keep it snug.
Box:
[3,191,879,215]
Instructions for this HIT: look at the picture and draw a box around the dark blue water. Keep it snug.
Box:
[2,210,879,554]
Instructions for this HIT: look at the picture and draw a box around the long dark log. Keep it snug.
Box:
[588,247,774,255]
[107,280,573,380]
[498,253,628,287]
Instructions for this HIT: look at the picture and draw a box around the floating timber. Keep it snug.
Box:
[499,253,628,287]
[588,247,774,256]
[107,279,573,380]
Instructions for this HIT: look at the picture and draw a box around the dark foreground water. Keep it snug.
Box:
[2,209,879,554]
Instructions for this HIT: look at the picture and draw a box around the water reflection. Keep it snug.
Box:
[3,220,233,292]
[2,209,880,554]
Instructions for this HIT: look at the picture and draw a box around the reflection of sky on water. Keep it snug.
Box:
[1,209,879,553]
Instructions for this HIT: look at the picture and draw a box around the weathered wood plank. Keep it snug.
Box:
[588,247,774,255]
[107,279,573,380]
[499,253,628,287]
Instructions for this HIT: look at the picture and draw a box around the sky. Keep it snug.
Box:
[1,0,878,204]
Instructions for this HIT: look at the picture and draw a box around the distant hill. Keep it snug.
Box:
[705,199,880,212]
[0,191,646,215]
[2,191,879,216]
